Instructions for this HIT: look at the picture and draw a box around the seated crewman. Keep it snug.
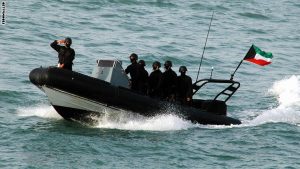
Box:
[176,66,193,105]
[160,60,177,101]
[137,60,149,95]
[148,61,162,97]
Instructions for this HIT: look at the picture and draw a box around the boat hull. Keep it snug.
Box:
[29,67,241,125]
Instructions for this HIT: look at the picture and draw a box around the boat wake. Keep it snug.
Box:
[244,75,300,126]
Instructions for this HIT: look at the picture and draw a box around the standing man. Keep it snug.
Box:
[125,53,139,91]
[50,37,75,71]
[177,66,193,105]
[137,60,149,95]
[148,61,162,98]
[160,60,177,101]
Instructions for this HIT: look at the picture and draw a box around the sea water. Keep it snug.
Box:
[1,0,300,168]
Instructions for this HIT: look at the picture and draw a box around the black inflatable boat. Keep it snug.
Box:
[29,60,241,125]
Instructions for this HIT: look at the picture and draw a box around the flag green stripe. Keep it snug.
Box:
[253,45,273,59]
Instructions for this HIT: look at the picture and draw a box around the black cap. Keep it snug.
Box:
[179,66,187,73]
[138,60,146,67]
[152,61,161,68]
[129,53,138,60]
[65,37,72,44]
[164,60,172,68]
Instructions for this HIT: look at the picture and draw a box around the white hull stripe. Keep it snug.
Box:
[42,86,121,113]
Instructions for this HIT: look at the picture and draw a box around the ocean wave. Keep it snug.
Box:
[238,12,269,20]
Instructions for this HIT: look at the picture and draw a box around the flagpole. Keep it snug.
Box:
[230,59,243,80]
[230,45,251,80]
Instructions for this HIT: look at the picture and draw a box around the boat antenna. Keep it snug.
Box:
[210,67,214,79]
[196,11,214,82]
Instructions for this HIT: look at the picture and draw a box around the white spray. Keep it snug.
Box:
[248,75,300,126]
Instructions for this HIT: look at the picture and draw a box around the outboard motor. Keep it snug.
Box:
[92,59,129,88]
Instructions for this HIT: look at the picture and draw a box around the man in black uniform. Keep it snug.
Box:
[50,37,75,71]
[148,61,162,97]
[160,60,177,101]
[137,60,149,95]
[177,66,193,105]
[125,53,139,91]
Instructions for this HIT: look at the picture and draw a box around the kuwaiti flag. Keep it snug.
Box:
[244,45,273,66]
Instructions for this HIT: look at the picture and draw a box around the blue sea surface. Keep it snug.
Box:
[1,0,300,168]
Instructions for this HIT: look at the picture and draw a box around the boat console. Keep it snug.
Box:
[92,60,130,88]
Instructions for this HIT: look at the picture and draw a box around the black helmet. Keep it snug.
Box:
[129,53,138,60]
[152,61,161,68]
[164,60,172,68]
[179,66,187,73]
[65,37,72,45]
[138,60,146,67]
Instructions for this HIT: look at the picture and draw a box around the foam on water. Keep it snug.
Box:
[269,75,300,108]
[245,75,300,126]
[16,104,196,131]
[16,105,63,119]
[94,110,196,131]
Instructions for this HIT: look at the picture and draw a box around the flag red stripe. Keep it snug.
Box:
[245,58,271,66]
